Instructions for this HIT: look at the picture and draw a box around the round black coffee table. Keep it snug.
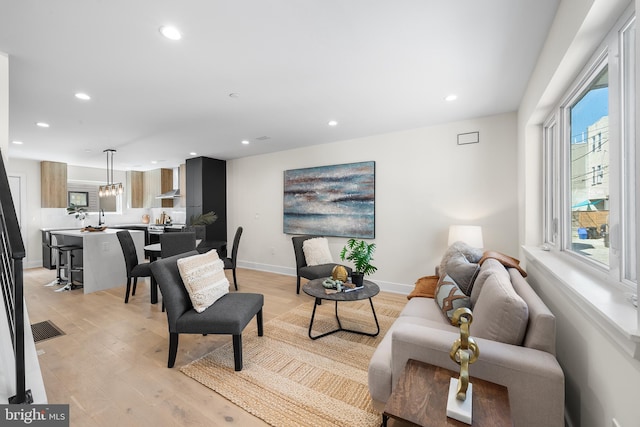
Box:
[302,278,380,340]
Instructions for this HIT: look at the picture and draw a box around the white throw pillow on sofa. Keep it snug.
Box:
[177,250,229,313]
[302,237,333,266]
[472,270,529,346]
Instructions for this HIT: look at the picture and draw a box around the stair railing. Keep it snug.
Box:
[0,150,31,404]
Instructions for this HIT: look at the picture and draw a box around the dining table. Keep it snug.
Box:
[144,239,225,304]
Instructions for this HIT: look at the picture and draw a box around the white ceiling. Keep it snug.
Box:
[0,0,559,171]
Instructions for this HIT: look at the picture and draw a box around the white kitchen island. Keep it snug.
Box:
[50,229,145,294]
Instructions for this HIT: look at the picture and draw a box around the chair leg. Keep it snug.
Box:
[232,334,242,371]
[168,333,179,368]
[296,276,301,294]
[124,277,132,303]
[132,277,138,296]
[232,268,238,290]
[256,309,263,336]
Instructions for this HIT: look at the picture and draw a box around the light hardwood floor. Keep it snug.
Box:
[24,266,409,426]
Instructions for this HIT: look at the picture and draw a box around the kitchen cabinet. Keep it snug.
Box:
[177,163,186,207]
[41,161,67,208]
[127,171,144,208]
[142,168,173,208]
[186,157,226,246]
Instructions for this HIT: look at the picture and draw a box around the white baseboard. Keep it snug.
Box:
[236,261,412,295]
[25,260,44,269]
[237,260,296,277]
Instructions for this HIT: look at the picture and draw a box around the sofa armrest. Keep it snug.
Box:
[391,326,564,427]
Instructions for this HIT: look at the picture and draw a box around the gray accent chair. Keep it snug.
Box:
[150,251,264,370]
[222,226,243,290]
[292,235,352,294]
[116,230,152,303]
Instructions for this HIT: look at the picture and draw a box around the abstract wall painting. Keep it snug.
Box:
[283,161,375,238]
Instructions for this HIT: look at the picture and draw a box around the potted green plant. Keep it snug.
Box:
[186,211,218,240]
[340,238,377,287]
[66,203,87,225]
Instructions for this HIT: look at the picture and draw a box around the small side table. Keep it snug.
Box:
[382,359,512,427]
[302,278,380,340]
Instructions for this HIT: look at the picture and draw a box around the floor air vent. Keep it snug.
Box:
[31,320,65,343]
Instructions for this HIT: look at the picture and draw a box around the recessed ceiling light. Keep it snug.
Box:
[75,92,91,101]
[241,140,250,145]
[151,160,158,164]
[36,122,50,128]
[159,26,182,41]
[189,152,197,156]
[11,140,23,145]
[328,120,338,127]
[445,94,458,102]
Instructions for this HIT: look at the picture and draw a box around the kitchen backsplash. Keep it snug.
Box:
[41,207,187,228]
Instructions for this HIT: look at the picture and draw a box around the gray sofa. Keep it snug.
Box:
[368,257,565,427]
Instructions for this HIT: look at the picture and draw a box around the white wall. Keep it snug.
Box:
[0,52,7,163]
[518,0,640,426]
[228,112,518,292]
[7,158,41,268]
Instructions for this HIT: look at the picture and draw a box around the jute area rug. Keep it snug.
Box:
[180,292,406,427]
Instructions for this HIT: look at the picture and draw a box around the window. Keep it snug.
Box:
[543,10,636,286]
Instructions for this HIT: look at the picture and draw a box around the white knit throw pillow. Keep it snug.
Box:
[177,250,229,313]
[302,237,333,266]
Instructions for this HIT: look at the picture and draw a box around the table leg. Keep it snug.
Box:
[336,297,380,337]
[307,297,380,340]
[307,297,325,340]
[149,254,158,304]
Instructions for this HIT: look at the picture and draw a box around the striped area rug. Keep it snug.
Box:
[180,292,406,427]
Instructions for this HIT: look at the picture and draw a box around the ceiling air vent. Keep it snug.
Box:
[255,136,270,141]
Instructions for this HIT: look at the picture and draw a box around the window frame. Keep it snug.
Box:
[542,10,636,290]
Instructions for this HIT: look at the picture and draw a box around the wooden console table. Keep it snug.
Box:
[382,359,512,426]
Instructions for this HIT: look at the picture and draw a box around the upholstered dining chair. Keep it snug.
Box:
[160,231,197,258]
[116,230,152,303]
[291,235,352,294]
[150,251,264,370]
[158,231,197,312]
[222,226,243,290]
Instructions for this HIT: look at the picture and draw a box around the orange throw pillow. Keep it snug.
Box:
[407,275,439,300]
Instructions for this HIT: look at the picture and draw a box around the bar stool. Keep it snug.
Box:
[45,235,83,291]
[55,245,83,292]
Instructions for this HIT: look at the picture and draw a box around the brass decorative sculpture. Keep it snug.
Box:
[449,307,480,400]
[331,265,348,282]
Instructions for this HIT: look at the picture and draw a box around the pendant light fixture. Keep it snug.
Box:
[98,149,123,197]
